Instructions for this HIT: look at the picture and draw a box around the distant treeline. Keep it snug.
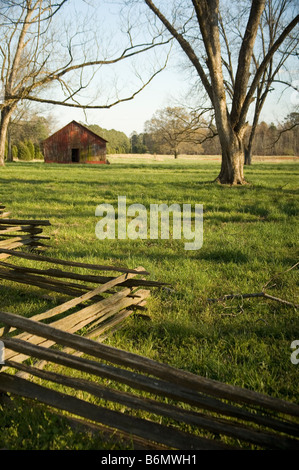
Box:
[131,117,299,157]
[245,117,299,157]
[95,117,299,157]
[5,113,298,161]
[86,124,130,154]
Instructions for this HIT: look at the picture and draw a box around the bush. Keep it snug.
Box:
[4,140,8,160]
[12,145,18,160]
[17,142,32,160]
[26,139,35,159]
[34,143,44,160]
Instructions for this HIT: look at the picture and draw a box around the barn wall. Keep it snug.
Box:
[43,122,107,164]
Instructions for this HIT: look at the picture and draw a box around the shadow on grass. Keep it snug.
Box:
[0,283,61,319]
[196,249,248,264]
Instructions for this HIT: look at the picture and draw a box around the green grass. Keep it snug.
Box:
[0,158,298,449]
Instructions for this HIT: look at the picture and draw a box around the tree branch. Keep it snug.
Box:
[231,0,266,128]
[9,59,169,109]
[237,13,299,133]
[144,0,213,102]
[207,292,298,309]
[208,262,299,309]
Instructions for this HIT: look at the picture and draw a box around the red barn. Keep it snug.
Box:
[43,121,108,164]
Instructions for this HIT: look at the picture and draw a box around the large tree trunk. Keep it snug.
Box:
[216,128,246,185]
[0,107,13,166]
[217,147,245,185]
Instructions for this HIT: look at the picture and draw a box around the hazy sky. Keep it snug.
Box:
[51,67,189,135]
[51,68,297,137]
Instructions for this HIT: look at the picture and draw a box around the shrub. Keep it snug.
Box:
[34,143,43,160]
[12,145,18,160]
[17,142,32,160]
[26,139,35,159]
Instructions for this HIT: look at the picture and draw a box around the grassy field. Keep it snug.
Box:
[0,156,298,449]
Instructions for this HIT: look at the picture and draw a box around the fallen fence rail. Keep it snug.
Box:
[0,256,157,350]
[0,203,51,258]
[0,310,299,450]
[0,206,161,340]
[0,206,298,450]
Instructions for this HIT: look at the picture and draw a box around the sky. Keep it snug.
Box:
[45,0,298,137]
[50,67,189,136]
[47,1,190,136]
[50,69,298,137]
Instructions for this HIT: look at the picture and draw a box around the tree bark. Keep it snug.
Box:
[244,125,255,166]
[244,146,252,166]
[216,131,246,185]
[0,108,13,166]
[191,1,249,185]
[6,124,13,162]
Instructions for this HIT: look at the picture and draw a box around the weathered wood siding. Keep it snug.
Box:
[43,121,107,164]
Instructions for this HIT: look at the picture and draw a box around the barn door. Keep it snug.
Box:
[71,148,80,162]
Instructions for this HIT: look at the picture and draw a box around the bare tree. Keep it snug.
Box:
[240,0,299,164]
[0,0,171,166]
[268,106,299,152]
[134,0,299,184]
[144,106,204,157]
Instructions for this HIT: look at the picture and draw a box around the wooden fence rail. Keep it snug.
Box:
[0,260,154,351]
[0,310,299,450]
[0,203,51,259]
[0,205,162,341]
[0,206,298,450]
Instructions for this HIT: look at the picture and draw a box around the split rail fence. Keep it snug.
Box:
[0,203,51,256]
[0,206,298,450]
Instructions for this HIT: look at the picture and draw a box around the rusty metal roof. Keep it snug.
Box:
[43,120,108,143]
